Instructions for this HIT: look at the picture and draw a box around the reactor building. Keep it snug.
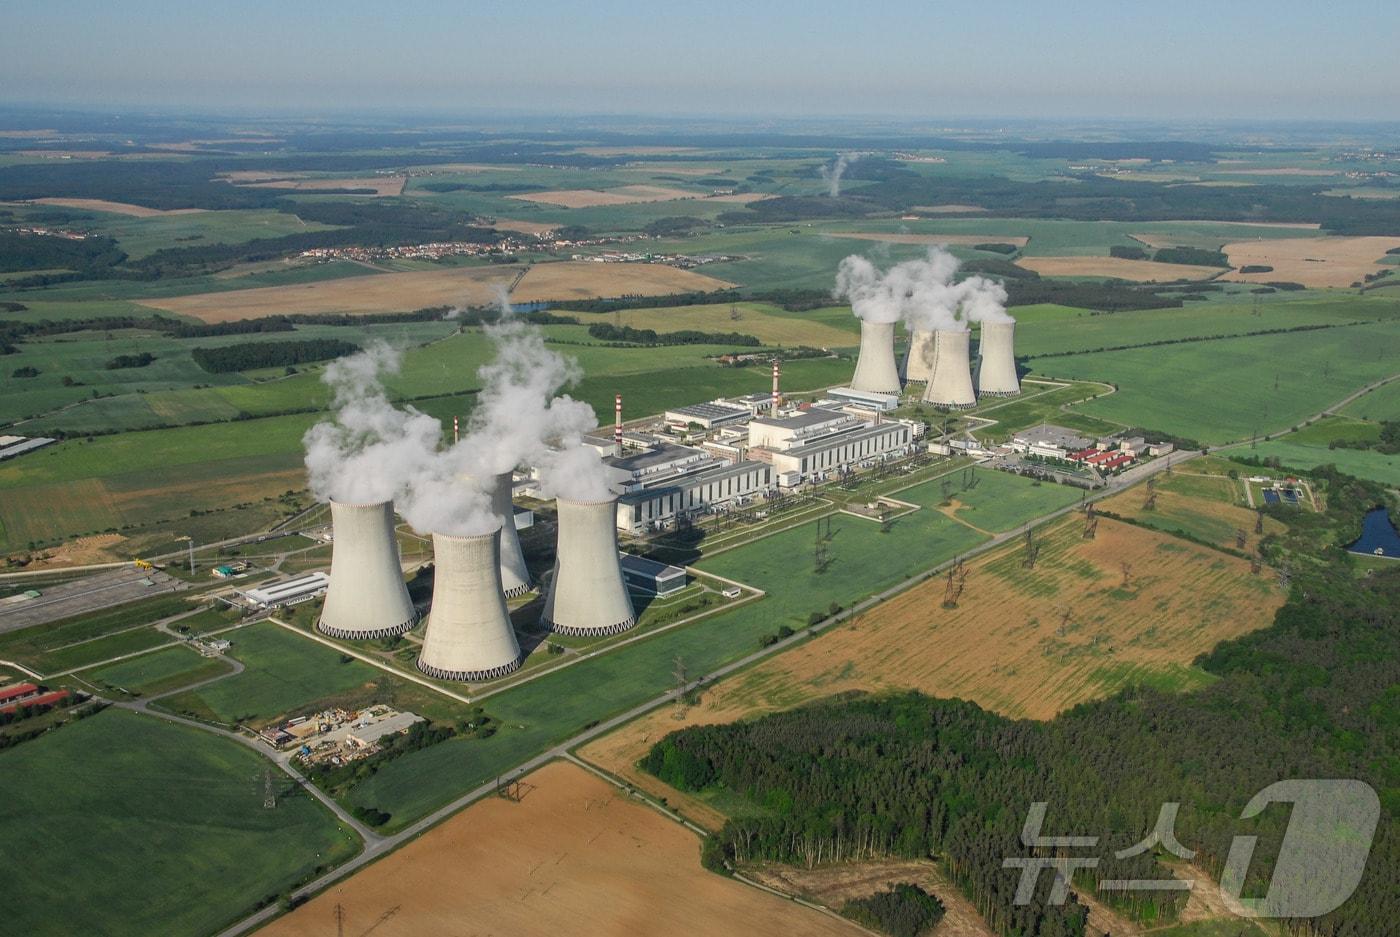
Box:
[921,329,977,410]
[975,321,1020,397]
[416,526,524,682]
[849,320,902,395]
[317,499,418,640]
[541,495,636,636]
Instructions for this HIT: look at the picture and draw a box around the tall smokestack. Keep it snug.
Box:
[318,500,418,640]
[921,329,977,410]
[850,320,901,395]
[976,321,1020,397]
[903,329,935,384]
[771,358,782,416]
[417,527,523,682]
[541,496,636,636]
[453,415,459,444]
[492,471,531,597]
[614,393,623,458]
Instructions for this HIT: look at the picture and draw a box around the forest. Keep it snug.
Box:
[644,468,1398,937]
[190,338,360,373]
[585,323,761,346]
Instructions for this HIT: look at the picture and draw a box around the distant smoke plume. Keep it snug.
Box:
[834,247,1014,331]
[819,152,862,197]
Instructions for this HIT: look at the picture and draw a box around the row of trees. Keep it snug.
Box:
[190,338,360,373]
[585,322,761,346]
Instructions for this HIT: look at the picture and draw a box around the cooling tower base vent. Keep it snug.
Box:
[977,389,1020,399]
[317,615,417,641]
[545,616,637,638]
[502,581,533,599]
[417,654,524,684]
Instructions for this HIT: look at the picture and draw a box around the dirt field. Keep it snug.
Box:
[831,233,1030,247]
[1222,235,1400,287]
[138,261,734,321]
[487,218,560,236]
[580,517,1281,826]
[27,198,206,217]
[508,185,703,208]
[1018,256,1225,281]
[745,860,994,937]
[256,760,863,937]
[600,302,855,348]
[23,533,127,569]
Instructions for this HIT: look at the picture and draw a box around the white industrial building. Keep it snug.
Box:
[239,572,330,609]
[663,400,753,431]
[748,408,914,486]
[607,442,772,534]
[825,387,900,412]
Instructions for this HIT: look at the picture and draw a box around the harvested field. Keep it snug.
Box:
[487,218,559,236]
[1018,256,1224,281]
[509,261,735,303]
[508,184,703,208]
[745,859,994,937]
[137,262,733,321]
[27,198,205,217]
[257,760,863,937]
[235,175,406,196]
[597,302,855,348]
[830,233,1030,247]
[1098,471,1286,550]
[581,517,1281,824]
[1223,235,1400,288]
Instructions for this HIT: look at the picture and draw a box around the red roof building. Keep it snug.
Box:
[0,682,39,705]
[0,688,68,714]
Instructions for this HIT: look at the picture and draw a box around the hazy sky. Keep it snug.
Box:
[4,0,1397,120]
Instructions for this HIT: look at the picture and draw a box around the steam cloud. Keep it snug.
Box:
[819,152,861,197]
[833,247,1013,332]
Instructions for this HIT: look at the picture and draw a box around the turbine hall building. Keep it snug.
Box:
[747,407,914,486]
[607,441,772,534]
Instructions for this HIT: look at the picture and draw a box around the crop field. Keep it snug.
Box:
[86,208,342,260]
[1098,468,1287,549]
[340,472,1073,828]
[135,260,734,321]
[826,232,1031,247]
[1035,320,1400,444]
[261,760,862,937]
[26,197,206,217]
[1017,256,1225,281]
[0,708,361,937]
[159,621,400,727]
[581,517,1282,822]
[1343,378,1400,421]
[562,300,859,348]
[232,175,406,196]
[507,184,707,207]
[1223,236,1400,288]
[1247,438,1400,486]
[82,643,232,696]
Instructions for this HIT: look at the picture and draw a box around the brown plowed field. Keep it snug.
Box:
[580,517,1281,828]
[508,184,703,208]
[255,760,863,937]
[1222,235,1400,287]
[28,198,205,217]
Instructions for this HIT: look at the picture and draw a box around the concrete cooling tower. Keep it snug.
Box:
[417,528,523,682]
[541,496,636,637]
[491,471,532,597]
[318,500,418,640]
[920,329,977,409]
[903,328,935,384]
[850,320,902,394]
[976,321,1020,397]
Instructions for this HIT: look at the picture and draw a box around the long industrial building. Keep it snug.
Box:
[748,407,914,485]
[607,442,772,534]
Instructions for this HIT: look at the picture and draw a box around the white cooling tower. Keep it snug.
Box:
[491,471,532,597]
[417,528,523,682]
[541,496,636,637]
[903,328,935,384]
[921,329,977,409]
[976,321,1020,397]
[318,500,418,640]
[850,320,902,394]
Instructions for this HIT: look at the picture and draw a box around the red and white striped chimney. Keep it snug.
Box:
[771,359,782,416]
[452,415,459,444]
[614,393,624,458]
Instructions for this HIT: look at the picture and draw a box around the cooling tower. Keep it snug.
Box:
[318,500,418,640]
[976,321,1020,397]
[903,328,936,384]
[850,320,902,394]
[541,496,636,637]
[417,528,523,682]
[920,329,977,409]
[491,471,532,597]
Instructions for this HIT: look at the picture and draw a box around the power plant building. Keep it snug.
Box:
[541,497,636,636]
[318,500,418,640]
[417,528,523,682]
[607,442,772,534]
[663,401,753,431]
[747,408,914,485]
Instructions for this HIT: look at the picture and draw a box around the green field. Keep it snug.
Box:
[0,708,360,937]
[341,470,1078,829]
[0,593,194,673]
[1036,320,1400,444]
[1342,377,1400,421]
[82,643,232,696]
[1247,438,1400,486]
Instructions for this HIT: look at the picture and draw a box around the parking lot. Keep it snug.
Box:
[0,568,189,633]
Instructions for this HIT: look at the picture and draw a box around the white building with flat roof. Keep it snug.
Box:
[239,572,331,608]
[747,407,914,485]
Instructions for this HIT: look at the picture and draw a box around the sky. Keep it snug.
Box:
[3,0,1398,121]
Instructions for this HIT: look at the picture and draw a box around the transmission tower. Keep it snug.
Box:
[1143,477,1158,512]
[1021,527,1039,570]
[1083,502,1098,539]
[1250,553,1262,575]
[1235,528,1248,550]
[1120,561,1133,589]
[1255,509,1264,535]
[262,768,276,809]
[334,903,345,937]
[672,655,690,719]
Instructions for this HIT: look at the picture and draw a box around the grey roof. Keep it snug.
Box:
[620,554,687,581]
[780,421,908,458]
[750,407,848,430]
[666,402,750,421]
[620,459,769,503]
[607,443,706,472]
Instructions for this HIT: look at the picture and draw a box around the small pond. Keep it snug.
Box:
[1348,507,1400,558]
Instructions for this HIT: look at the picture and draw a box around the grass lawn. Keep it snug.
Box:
[1247,438,1400,487]
[36,626,173,675]
[1342,377,1400,421]
[1034,320,1400,444]
[82,644,233,697]
[0,708,361,937]
[0,593,194,672]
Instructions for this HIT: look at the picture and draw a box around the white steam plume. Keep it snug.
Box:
[819,152,861,197]
[833,247,1014,332]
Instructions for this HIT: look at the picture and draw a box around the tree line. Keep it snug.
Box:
[191,338,360,373]
[585,323,761,346]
